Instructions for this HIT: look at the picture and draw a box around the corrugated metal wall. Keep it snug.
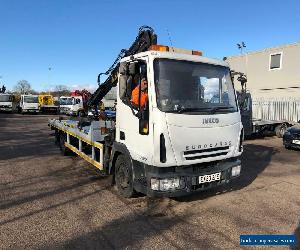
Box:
[253,98,300,122]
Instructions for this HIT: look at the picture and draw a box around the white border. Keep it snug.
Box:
[269,52,283,71]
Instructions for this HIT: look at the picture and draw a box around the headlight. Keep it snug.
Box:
[150,177,181,191]
[232,165,241,177]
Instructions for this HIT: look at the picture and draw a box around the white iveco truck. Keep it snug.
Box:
[59,96,78,115]
[19,94,39,114]
[49,26,243,197]
[0,93,17,112]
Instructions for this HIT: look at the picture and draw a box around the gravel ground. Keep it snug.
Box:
[0,113,299,250]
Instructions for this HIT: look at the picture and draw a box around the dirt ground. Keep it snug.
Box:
[0,113,299,250]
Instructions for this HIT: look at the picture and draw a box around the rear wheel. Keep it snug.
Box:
[115,155,135,198]
[275,124,287,138]
[59,133,71,156]
[54,129,60,145]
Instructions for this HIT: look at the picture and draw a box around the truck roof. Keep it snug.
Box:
[60,96,73,98]
[22,94,38,97]
[121,50,229,68]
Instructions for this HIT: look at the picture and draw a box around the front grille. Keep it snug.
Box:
[60,107,70,111]
[184,146,230,160]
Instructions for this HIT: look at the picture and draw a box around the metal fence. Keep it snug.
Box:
[253,98,300,123]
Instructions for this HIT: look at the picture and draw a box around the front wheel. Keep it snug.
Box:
[115,155,135,198]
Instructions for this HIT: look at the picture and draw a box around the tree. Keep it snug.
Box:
[14,80,32,94]
[0,85,6,93]
[54,84,70,96]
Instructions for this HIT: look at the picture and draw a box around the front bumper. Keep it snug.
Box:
[0,107,13,112]
[133,158,241,197]
[60,110,76,116]
[283,133,300,149]
[23,109,39,113]
[41,107,58,112]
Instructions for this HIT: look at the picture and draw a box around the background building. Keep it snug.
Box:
[226,42,300,98]
[226,42,300,122]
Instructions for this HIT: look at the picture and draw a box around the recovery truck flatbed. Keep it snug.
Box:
[49,118,114,170]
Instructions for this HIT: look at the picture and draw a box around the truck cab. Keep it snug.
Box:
[0,93,17,112]
[59,96,84,116]
[19,95,39,113]
[113,46,243,196]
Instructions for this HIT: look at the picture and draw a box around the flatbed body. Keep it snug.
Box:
[49,118,114,170]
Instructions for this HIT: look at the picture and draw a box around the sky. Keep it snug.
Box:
[0,0,300,92]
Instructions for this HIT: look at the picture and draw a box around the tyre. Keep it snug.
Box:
[59,133,71,156]
[115,154,135,198]
[275,124,287,138]
[54,130,60,146]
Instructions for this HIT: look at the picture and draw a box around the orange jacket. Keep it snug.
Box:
[131,86,148,109]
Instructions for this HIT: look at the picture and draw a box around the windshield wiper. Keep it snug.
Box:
[177,107,212,113]
[176,106,235,114]
[209,106,235,113]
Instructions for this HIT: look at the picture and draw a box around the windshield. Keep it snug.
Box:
[154,59,238,113]
[0,95,12,102]
[24,96,38,103]
[60,97,73,105]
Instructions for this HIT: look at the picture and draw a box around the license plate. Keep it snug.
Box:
[292,140,300,145]
[199,172,221,184]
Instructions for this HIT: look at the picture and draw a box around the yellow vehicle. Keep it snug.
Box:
[38,94,59,113]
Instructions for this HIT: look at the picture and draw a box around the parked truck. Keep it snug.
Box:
[49,26,243,198]
[18,94,40,114]
[59,90,91,116]
[233,72,298,138]
[38,94,59,114]
[0,93,18,113]
[59,96,74,115]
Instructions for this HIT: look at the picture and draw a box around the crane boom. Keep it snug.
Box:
[87,26,157,108]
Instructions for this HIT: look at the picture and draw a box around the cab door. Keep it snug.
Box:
[239,93,253,136]
[116,57,154,165]
[74,97,82,112]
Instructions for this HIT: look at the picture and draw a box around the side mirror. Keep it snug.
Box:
[119,62,128,75]
[119,75,128,100]
[140,64,147,75]
[128,62,138,75]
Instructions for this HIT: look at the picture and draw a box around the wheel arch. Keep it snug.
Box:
[109,142,133,176]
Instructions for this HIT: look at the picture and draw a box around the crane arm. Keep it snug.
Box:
[87,26,157,108]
